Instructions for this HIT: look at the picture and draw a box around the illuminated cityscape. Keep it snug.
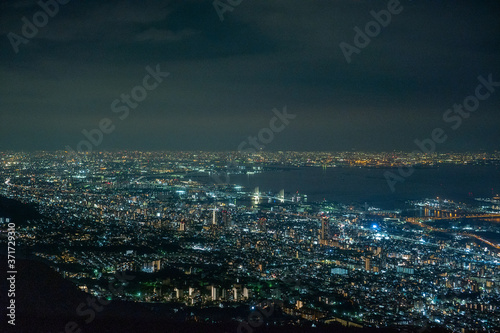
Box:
[1,151,499,332]
[1,1,499,332]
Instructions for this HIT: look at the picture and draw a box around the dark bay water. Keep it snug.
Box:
[226,165,500,210]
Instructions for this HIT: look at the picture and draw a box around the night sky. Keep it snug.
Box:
[1,0,499,152]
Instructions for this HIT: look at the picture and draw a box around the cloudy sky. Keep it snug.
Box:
[1,0,499,152]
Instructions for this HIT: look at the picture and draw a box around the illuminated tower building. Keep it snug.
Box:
[365,257,371,272]
[253,186,260,203]
[222,210,231,228]
[233,286,241,301]
[259,217,267,232]
[320,217,329,245]
[175,288,184,299]
[243,287,252,299]
[211,286,220,301]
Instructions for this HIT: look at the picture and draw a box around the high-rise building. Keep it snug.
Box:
[212,204,217,225]
[211,286,220,301]
[259,217,267,232]
[243,287,252,299]
[222,210,231,228]
[279,189,285,202]
[365,257,371,272]
[320,217,329,245]
[233,286,241,301]
[175,288,184,299]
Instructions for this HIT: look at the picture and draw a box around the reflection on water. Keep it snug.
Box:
[228,165,500,209]
[404,208,460,218]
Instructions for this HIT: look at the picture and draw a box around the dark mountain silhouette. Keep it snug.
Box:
[0,195,43,225]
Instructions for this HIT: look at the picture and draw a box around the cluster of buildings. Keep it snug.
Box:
[1,151,499,332]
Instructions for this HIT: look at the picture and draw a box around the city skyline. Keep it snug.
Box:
[1,1,500,332]
[1,150,499,332]
[1,0,499,151]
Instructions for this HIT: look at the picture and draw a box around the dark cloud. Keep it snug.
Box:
[0,0,499,151]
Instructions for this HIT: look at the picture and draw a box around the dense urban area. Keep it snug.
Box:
[1,151,500,332]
